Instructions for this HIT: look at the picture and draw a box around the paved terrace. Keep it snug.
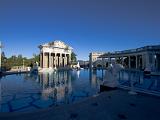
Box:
[0,89,160,120]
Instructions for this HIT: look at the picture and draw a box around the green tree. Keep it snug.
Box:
[71,52,77,63]
[1,51,6,62]
[1,51,7,70]
[1,53,40,71]
[32,54,40,63]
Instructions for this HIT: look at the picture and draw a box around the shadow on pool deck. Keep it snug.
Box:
[0,89,160,120]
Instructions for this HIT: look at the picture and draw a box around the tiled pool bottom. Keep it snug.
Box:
[1,91,90,112]
[0,70,101,112]
[1,89,160,120]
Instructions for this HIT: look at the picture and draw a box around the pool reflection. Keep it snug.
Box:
[38,71,72,103]
[118,70,160,94]
[26,69,101,104]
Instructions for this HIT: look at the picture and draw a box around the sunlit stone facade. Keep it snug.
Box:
[39,41,73,68]
[89,52,107,68]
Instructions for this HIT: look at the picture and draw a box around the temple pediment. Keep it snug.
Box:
[39,40,73,50]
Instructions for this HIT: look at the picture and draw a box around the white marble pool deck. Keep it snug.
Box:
[0,89,160,120]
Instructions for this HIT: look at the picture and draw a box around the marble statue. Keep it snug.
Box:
[103,61,124,88]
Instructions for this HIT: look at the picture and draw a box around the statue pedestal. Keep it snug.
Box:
[100,80,118,92]
[100,84,117,92]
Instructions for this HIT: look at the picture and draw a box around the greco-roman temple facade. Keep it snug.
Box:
[39,41,73,68]
[89,45,160,71]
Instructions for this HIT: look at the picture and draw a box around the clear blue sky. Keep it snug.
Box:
[0,0,160,60]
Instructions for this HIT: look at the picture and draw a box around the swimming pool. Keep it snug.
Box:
[0,69,160,112]
[0,69,103,112]
[118,70,160,95]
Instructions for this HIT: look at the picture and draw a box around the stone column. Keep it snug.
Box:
[66,56,68,67]
[52,54,55,67]
[48,52,50,68]
[152,53,156,71]
[54,53,57,67]
[142,54,145,69]
[136,55,138,69]
[62,56,64,67]
[46,53,49,68]
[69,54,71,66]
[64,54,67,67]
[40,53,42,68]
[128,56,131,69]
[145,52,150,69]
[51,53,53,68]
[61,54,63,67]
[43,52,45,68]
[59,53,62,67]
[49,52,52,68]
[139,55,141,69]
[57,53,60,67]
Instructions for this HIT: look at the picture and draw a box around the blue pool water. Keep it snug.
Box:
[0,69,103,112]
[118,70,160,94]
[0,69,160,112]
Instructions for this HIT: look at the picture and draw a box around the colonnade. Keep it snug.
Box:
[40,52,71,68]
[90,52,160,71]
[103,55,143,69]
[89,45,160,71]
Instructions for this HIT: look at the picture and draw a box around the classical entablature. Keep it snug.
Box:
[39,40,73,54]
[39,40,73,68]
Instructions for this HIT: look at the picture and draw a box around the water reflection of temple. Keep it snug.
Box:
[38,71,72,102]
